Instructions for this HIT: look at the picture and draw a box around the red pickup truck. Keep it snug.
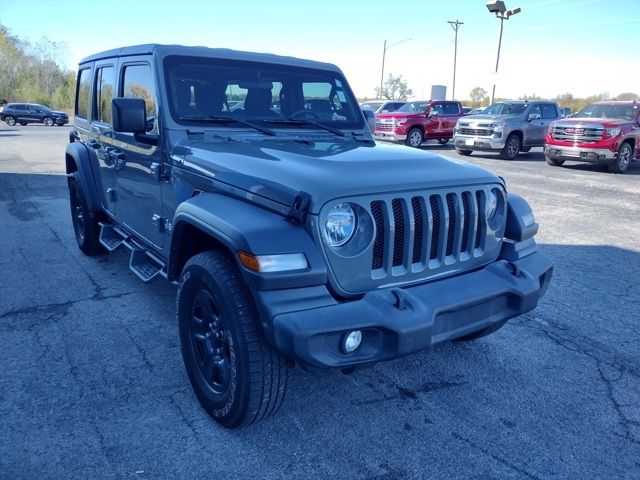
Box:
[375,100,465,147]
[544,100,640,174]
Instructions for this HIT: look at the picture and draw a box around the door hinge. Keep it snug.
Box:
[152,214,172,233]
[151,162,170,181]
[106,188,118,202]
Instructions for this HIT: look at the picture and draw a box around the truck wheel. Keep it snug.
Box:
[68,172,104,255]
[454,321,507,342]
[608,142,633,174]
[43,116,54,126]
[545,156,564,167]
[456,148,472,156]
[500,133,521,160]
[437,138,449,145]
[178,251,290,428]
[405,128,424,148]
[5,116,16,126]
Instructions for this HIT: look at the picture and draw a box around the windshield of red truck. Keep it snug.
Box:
[575,103,637,121]
[482,103,527,115]
[397,102,429,113]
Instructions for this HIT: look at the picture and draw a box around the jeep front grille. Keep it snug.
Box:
[551,124,603,143]
[370,189,489,274]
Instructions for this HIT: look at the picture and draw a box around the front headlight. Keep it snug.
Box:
[491,123,505,131]
[323,203,357,247]
[485,189,499,220]
[605,127,621,138]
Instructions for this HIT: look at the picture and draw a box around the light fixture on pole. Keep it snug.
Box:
[447,20,464,101]
[486,1,521,104]
[379,38,412,100]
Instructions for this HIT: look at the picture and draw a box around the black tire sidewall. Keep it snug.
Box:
[406,128,423,147]
[68,173,102,255]
[177,257,250,426]
[503,134,521,160]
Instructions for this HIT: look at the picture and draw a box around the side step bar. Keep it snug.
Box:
[99,222,167,283]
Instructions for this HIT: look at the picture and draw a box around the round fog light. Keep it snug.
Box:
[344,330,363,353]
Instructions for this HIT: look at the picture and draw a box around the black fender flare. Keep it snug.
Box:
[168,192,327,290]
[65,141,102,213]
[504,193,538,242]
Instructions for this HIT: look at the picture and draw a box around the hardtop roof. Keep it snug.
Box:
[78,44,341,73]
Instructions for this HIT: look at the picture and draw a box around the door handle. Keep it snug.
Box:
[107,148,126,169]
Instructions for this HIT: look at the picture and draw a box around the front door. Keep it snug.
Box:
[113,61,164,248]
[524,104,547,146]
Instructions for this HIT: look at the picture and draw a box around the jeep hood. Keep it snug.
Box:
[177,136,500,213]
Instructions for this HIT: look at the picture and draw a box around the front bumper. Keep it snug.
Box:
[271,251,553,369]
[375,131,406,142]
[543,145,616,164]
[453,134,505,151]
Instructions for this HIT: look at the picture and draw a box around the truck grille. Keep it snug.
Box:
[458,127,493,136]
[370,189,488,274]
[551,124,603,143]
[375,120,394,131]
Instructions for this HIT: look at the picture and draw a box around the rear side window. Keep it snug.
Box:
[95,66,115,124]
[76,68,92,119]
[122,64,157,131]
[541,104,558,119]
[444,102,461,115]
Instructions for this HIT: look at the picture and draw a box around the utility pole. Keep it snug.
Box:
[379,38,412,100]
[447,20,463,101]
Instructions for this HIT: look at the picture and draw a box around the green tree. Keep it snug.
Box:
[469,87,487,107]
[614,92,638,101]
[375,74,413,100]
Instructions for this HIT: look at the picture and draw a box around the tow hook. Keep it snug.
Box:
[507,261,523,278]
[390,289,407,310]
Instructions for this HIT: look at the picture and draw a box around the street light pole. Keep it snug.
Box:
[486,1,521,104]
[448,20,464,101]
[379,38,412,100]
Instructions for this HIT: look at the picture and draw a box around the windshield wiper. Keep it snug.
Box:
[178,116,276,136]
[264,118,346,137]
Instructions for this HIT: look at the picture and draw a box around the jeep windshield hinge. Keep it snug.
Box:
[287,191,312,223]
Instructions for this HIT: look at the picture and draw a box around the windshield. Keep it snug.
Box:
[361,102,382,111]
[575,103,637,121]
[397,102,429,113]
[482,103,527,115]
[164,55,363,129]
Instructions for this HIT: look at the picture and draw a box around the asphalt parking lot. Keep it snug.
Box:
[1,125,639,480]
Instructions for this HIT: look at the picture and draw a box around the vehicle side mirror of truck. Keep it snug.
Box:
[362,109,375,132]
[112,98,158,145]
[527,113,541,122]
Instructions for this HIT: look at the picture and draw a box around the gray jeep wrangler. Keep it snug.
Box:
[66,44,553,428]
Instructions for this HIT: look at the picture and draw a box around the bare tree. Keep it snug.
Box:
[469,87,487,107]
[374,74,413,100]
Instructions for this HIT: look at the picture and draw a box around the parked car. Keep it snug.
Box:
[360,100,406,114]
[0,103,69,126]
[375,100,466,147]
[467,107,485,115]
[453,100,561,160]
[66,43,552,428]
[559,107,572,118]
[544,101,640,173]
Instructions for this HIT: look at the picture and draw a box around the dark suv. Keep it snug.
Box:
[66,44,552,428]
[1,103,69,126]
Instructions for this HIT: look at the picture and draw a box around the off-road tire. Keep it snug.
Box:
[405,127,424,148]
[68,172,104,255]
[5,116,16,126]
[43,116,54,126]
[607,142,633,174]
[178,251,290,428]
[456,148,472,156]
[545,156,564,167]
[500,133,521,160]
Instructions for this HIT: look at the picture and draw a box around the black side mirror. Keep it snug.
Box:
[112,98,146,133]
[362,109,375,132]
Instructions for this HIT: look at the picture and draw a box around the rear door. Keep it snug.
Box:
[92,62,119,216]
[113,60,164,248]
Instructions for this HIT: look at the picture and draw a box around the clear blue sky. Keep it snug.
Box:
[2,0,638,100]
